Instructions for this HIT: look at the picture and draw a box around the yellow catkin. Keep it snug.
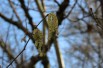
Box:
[47,13,58,40]
[32,13,58,56]
[33,29,45,56]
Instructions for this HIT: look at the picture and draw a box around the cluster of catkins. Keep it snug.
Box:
[33,13,58,57]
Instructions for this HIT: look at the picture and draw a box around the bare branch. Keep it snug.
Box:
[54,38,65,68]
[19,0,35,30]
[57,0,70,25]
[8,0,22,23]
[0,39,19,66]
[6,38,30,68]
[54,0,60,6]
[35,0,48,28]
[65,0,77,18]
[0,13,35,43]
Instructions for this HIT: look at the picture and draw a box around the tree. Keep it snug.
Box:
[0,0,103,68]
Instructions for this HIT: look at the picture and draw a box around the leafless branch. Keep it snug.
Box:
[0,39,19,66]
[56,0,70,25]
[6,38,30,68]
[65,0,77,18]
[54,38,65,68]
[19,0,35,30]
[8,0,22,23]
[0,13,35,43]
[54,0,60,6]
[35,0,48,28]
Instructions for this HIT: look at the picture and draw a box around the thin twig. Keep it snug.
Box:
[54,0,60,6]
[6,38,30,68]
[36,14,49,28]
[19,0,35,30]
[8,0,22,23]
[2,24,11,68]
[65,0,77,18]
[89,8,103,30]
[35,0,48,28]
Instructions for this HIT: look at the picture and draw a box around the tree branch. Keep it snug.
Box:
[0,39,19,66]
[19,0,35,30]
[54,38,65,68]
[99,0,103,18]
[41,56,50,68]
[35,0,48,28]
[8,0,22,23]
[64,0,77,18]
[0,13,35,43]
[6,38,30,68]
[57,0,70,25]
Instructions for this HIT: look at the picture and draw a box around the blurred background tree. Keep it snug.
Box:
[0,0,103,68]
